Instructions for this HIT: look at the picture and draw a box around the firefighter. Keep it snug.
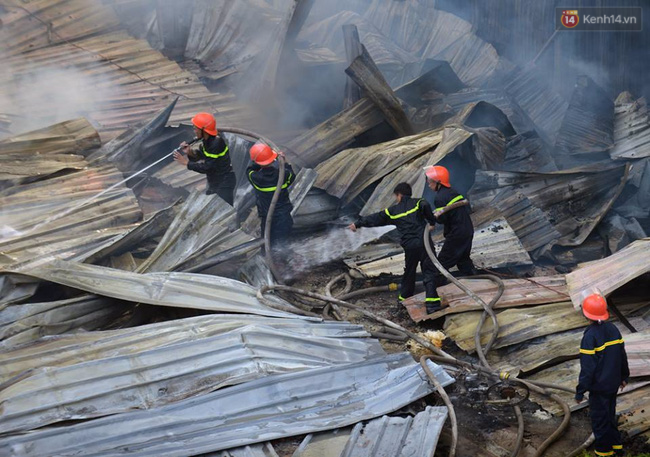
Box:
[425,165,475,301]
[348,182,440,313]
[247,143,295,245]
[173,112,236,205]
[575,293,629,457]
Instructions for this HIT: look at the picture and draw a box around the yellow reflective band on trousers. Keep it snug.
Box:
[435,194,465,211]
[425,297,441,302]
[579,338,624,355]
[398,295,405,301]
[385,199,421,219]
[203,145,229,158]
[248,171,293,192]
[595,451,614,456]
[612,445,623,450]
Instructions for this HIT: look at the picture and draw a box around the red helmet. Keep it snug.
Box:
[192,112,217,136]
[582,294,609,321]
[425,165,450,187]
[250,143,277,166]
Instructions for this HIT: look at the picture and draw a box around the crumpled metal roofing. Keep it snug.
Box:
[0,353,453,457]
[0,164,143,270]
[314,129,442,204]
[445,300,647,354]
[0,1,258,141]
[554,76,614,164]
[14,260,303,318]
[0,295,131,351]
[0,118,99,187]
[566,238,650,309]
[611,93,650,160]
[347,218,531,279]
[0,324,386,434]
[470,163,630,248]
[358,127,466,217]
[504,66,568,146]
[0,314,371,385]
[339,406,448,457]
[136,191,237,273]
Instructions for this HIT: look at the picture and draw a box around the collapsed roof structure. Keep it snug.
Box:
[1,0,649,456]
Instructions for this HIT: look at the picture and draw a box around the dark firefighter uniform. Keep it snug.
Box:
[433,186,474,291]
[247,162,295,244]
[576,322,629,456]
[188,134,236,205]
[354,197,438,305]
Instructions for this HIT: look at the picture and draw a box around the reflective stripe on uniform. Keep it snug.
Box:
[435,194,465,212]
[612,445,623,450]
[203,145,229,158]
[398,294,406,301]
[425,297,441,302]
[248,170,293,192]
[579,338,624,355]
[595,451,614,456]
[385,199,421,219]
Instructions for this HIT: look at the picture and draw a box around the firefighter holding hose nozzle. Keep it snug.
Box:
[173,112,237,205]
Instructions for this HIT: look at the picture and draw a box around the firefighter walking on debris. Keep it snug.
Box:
[575,293,629,457]
[348,182,440,313]
[424,165,475,311]
[173,112,237,205]
[247,143,295,245]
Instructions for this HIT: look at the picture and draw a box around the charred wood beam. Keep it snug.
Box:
[345,47,414,137]
[342,24,363,109]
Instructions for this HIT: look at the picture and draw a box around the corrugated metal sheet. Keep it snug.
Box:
[611,93,650,159]
[216,443,280,457]
[338,406,448,457]
[469,189,560,253]
[0,324,386,434]
[488,319,649,376]
[503,66,568,146]
[0,163,143,271]
[136,191,237,273]
[15,259,304,318]
[0,118,100,187]
[286,98,384,169]
[0,314,371,385]
[0,8,257,141]
[566,239,650,309]
[554,76,614,166]
[470,164,630,248]
[444,302,585,353]
[445,300,647,353]
[314,129,443,204]
[359,127,469,217]
[0,295,131,351]
[403,275,568,322]
[348,218,531,279]
[0,354,453,457]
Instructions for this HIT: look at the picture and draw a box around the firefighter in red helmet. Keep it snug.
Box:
[247,143,295,245]
[576,293,629,456]
[173,112,236,205]
[423,165,475,314]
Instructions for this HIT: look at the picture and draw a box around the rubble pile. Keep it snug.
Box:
[1,1,649,456]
